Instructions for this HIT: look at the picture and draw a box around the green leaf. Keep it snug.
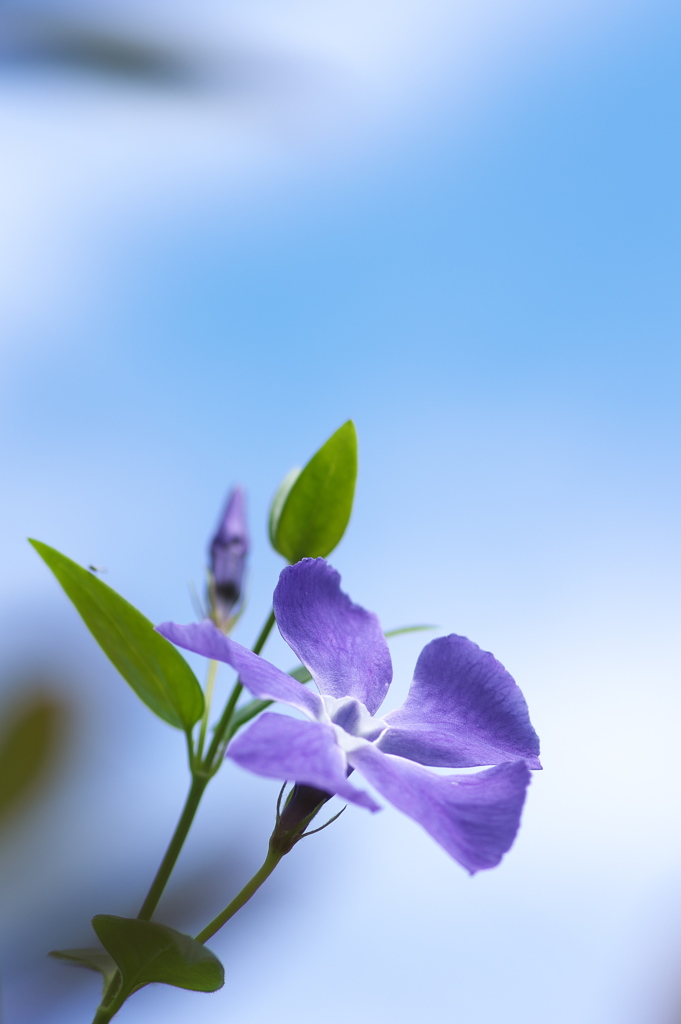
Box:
[268,467,301,547]
[92,915,224,995]
[384,624,436,639]
[30,541,204,730]
[50,947,119,993]
[0,694,64,824]
[270,421,358,563]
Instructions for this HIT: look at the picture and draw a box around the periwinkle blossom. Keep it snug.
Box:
[208,487,249,626]
[159,559,540,873]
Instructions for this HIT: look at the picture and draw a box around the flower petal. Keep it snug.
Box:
[274,559,392,715]
[349,742,531,872]
[156,620,324,720]
[227,713,380,811]
[379,635,541,769]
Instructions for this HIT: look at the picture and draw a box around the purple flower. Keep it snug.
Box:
[159,559,541,873]
[208,488,249,626]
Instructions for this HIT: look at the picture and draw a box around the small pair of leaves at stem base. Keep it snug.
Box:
[51,916,224,1004]
[30,540,204,731]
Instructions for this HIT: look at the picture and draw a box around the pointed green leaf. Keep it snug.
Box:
[92,915,224,994]
[50,947,119,992]
[268,467,301,546]
[30,541,204,730]
[384,624,436,639]
[270,421,357,563]
[0,694,65,824]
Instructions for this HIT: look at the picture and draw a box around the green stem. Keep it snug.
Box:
[91,997,124,1024]
[203,608,275,773]
[137,774,208,921]
[136,609,276,921]
[91,980,126,1024]
[195,847,283,944]
[196,659,219,763]
[92,1005,118,1024]
[251,608,276,657]
[203,679,242,772]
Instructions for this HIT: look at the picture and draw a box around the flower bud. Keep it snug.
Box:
[208,487,249,627]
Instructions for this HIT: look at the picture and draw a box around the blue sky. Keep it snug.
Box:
[1,1,681,1021]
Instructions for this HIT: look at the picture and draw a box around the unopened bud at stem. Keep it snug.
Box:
[208,487,249,628]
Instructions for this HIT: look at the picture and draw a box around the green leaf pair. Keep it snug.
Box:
[30,541,203,731]
[52,916,223,1009]
[269,420,357,563]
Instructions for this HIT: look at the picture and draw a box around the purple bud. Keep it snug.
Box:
[269,784,332,856]
[208,487,249,626]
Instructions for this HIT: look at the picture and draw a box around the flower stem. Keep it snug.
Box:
[195,847,283,944]
[90,977,126,1024]
[137,773,208,921]
[195,659,219,763]
[135,608,276,921]
[91,995,125,1024]
[92,1003,119,1024]
[202,608,275,773]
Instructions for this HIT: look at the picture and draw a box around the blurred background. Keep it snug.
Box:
[1,0,681,1020]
